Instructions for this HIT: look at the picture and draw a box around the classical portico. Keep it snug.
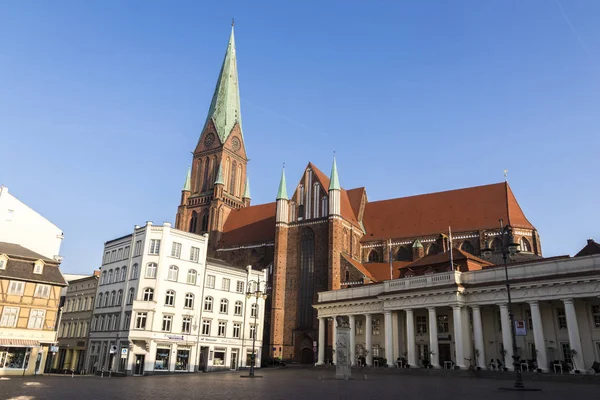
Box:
[315,254,600,373]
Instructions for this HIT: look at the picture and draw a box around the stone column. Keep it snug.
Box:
[471,305,486,370]
[428,307,440,368]
[384,311,394,367]
[349,315,356,366]
[317,317,325,365]
[563,299,585,371]
[528,301,548,372]
[499,303,514,371]
[452,305,465,369]
[332,317,337,365]
[405,309,417,367]
[365,314,373,366]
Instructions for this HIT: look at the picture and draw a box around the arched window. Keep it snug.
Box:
[127,288,135,304]
[313,183,320,217]
[143,288,154,301]
[116,290,123,306]
[395,246,412,261]
[211,155,218,189]
[187,269,197,285]
[490,238,503,253]
[234,301,243,316]
[236,164,242,197]
[190,211,198,233]
[184,293,194,309]
[97,293,103,308]
[120,266,127,281]
[251,303,258,318]
[103,292,109,307]
[204,296,213,312]
[77,298,82,311]
[131,264,138,280]
[65,299,71,312]
[195,158,202,192]
[114,267,120,281]
[201,213,209,232]
[224,157,230,191]
[520,237,531,252]
[168,265,179,281]
[461,241,475,254]
[345,269,350,281]
[165,290,175,306]
[107,269,113,283]
[368,250,380,262]
[289,202,297,222]
[299,228,315,327]
[321,196,328,216]
[145,263,157,279]
[220,299,229,314]
[230,160,237,194]
[427,243,439,255]
[110,291,116,306]
[100,271,106,285]
[202,157,210,192]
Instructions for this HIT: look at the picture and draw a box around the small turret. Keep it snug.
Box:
[214,163,224,198]
[242,176,251,207]
[276,167,289,224]
[328,156,341,216]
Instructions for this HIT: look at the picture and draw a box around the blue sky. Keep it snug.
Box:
[1,1,598,274]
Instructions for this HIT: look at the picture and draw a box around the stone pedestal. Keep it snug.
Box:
[335,316,351,380]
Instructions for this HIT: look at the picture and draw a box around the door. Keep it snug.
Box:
[134,355,145,376]
[230,350,238,370]
[301,348,314,364]
[199,347,209,372]
[438,343,451,364]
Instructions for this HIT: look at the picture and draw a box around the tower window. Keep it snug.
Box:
[202,158,210,192]
[230,160,237,194]
[189,211,198,233]
[368,250,380,262]
[201,213,209,232]
[298,228,315,327]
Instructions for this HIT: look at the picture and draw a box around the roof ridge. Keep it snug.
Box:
[366,182,507,205]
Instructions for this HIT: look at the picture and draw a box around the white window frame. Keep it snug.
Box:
[234,301,243,316]
[201,319,211,336]
[190,247,200,262]
[145,263,157,279]
[233,322,241,338]
[8,280,25,295]
[205,275,215,289]
[221,278,230,291]
[33,261,44,274]
[149,239,161,255]
[236,281,244,293]
[218,321,226,337]
[162,315,172,332]
[0,307,19,327]
[182,316,192,334]
[168,265,179,282]
[165,290,175,306]
[184,293,194,309]
[171,242,182,258]
[135,312,147,330]
[220,299,228,314]
[187,269,197,285]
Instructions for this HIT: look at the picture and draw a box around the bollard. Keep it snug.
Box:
[71,369,74,378]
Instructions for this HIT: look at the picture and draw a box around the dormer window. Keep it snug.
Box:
[0,254,8,270]
[33,260,44,274]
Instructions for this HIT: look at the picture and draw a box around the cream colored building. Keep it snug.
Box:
[0,242,67,375]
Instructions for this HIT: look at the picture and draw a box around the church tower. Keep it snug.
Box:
[175,24,249,245]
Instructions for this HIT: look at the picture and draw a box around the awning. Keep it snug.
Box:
[0,339,40,347]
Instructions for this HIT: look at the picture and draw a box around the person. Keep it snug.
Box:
[396,357,402,368]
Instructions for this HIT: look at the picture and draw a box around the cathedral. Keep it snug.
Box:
[175,26,542,363]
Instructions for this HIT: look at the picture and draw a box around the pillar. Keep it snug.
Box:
[365,314,373,366]
[528,301,548,372]
[405,309,416,367]
[332,317,337,365]
[317,317,325,365]
[499,303,514,371]
[384,311,394,367]
[349,315,356,366]
[471,305,486,370]
[428,307,440,368]
[563,299,585,371]
[452,305,465,369]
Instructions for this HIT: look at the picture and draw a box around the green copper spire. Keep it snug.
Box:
[183,166,191,191]
[412,239,423,248]
[243,176,251,199]
[328,156,341,191]
[276,167,288,200]
[215,163,224,185]
[202,25,243,144]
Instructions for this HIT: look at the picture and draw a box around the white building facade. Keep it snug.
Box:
[314,254,600,373]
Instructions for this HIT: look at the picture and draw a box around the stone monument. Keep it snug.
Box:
[335,316,351,380]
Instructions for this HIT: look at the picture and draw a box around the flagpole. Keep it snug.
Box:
[389,239,393,280]
[449,226,454,271]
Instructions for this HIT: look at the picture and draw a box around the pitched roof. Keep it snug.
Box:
[0,242,67,286]
[0,242,53,262]
[328,157,340,191]
[346,187,365,219]
[276,168,288,200]
[309,163,360,228]
[362,260,412,281]
[220,202,277,246]
[341,254,376,281]
[575,239,600,257]
[362,182,534,241]
[403,248,492,269]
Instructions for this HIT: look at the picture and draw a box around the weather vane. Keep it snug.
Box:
[232,18,235,27]
[504,169,508,182]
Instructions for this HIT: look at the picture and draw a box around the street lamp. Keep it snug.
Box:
[246,278,268,378]
[482,221,523,389]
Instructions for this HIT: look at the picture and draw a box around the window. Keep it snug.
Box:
[90,316,97,332]
[367,250,379,262]
[100,270,106,285]
[168,265,179,281]
[145,263,157,278]
[162,315,172,332]
[298,228,315,327]
[190,211,198,233]
[184,293,194,309]
[77,298,83,311]
[187,269,197,285]
[490,238,503,253]
[0,259,5,270]
[0,307,19,327]
[116,290,123,306]
[103,291,109,307]
[117,248,123,260]
[373,318,380,335]
[104,251,110,264]
[206,275,215,288]
[127,288,135,304]
[124,246,130,259]
[249,324,257,339]
[592,305,600,328]
[97,293,103,308]
[321,196,328,216]
[34,284,51,299]
[560,342,572,361]
[313,182,320,217]
[112,314,119,330]
[143,288,154,301]
[251,303,258,318]
[120,267,127,281]
[416,316,427,335]
[437,315,449,334]
[134,240,142,256]
[520,237,532,252]
[88,297,94,310]
[204,296,213,312]
[97,316,103,331]
[165,290,175,306]
[131,264,138,279]
[149,239,161,255]
[111,250,116,262]
[526,310,533,331]
[233,322,241,338]
[236,281,244,293]
[135,312,147,329]
[234,301,243,316]
[8,281,25,295]
[201,319,211,335]
[221,278,230,291]
[218,321,226,337]
[182,316,192,334]
[107,269,113,283]
[114,268,120,281]
[220,299,228,314]
[290,201,297,221]
[123,312,131,330]
[373,344,381,357]
[171,242,182,258]
[190,246,200,262]
[103,315,110,331]
[33,261,43,274]
[110,291,116,306]
[355,320,363,335]
[557,309,567,330]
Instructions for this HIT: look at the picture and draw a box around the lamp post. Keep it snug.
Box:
[482,221,523,389]
[246,277,268,377]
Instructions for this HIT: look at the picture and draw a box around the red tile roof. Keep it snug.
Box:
[341,254,376,281]
[362,260,412,281]
[403,248,492,269]
[362,182,534,242]
[346,187,365,219]
[220,202,276,246]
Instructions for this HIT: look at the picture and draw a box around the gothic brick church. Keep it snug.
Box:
[175,26,542,363]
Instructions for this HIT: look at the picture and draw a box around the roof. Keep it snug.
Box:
[207,256,263,273]
[362,182,535,241]
[341,254,376,281]
[329,157,340,191]
[362,260,412,281]
[276,168,288,200]
[201,26,243,144]
[220,202,277,246]
[0,242,53,262]
[0,242,67,286]
[403,248,492,269]
[346,187,365,218]
[309,163,360,228]
[575,239,600,257]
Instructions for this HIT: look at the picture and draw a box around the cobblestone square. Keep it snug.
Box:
[2,368,599,400]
